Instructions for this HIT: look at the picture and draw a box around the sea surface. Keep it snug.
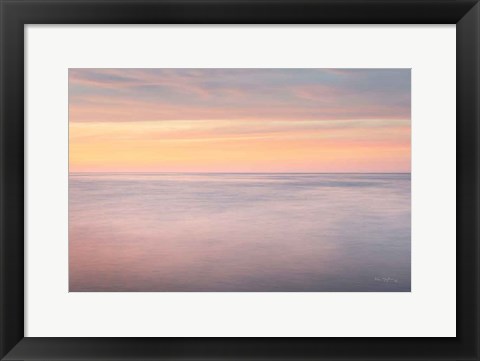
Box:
[69,173,411,292]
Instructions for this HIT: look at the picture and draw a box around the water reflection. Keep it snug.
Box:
[69,173,411,292]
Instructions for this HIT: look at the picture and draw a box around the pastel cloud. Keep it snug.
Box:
[69,68,410,173]
[69,68,410,122]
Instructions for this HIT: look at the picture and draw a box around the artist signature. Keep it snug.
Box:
[374,276,399,283]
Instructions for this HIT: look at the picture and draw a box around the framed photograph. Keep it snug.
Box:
[0,0,478,360]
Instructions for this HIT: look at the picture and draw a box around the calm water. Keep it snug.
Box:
[69,173,411,292]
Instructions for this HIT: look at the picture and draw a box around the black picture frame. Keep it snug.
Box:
[1,0,478,360]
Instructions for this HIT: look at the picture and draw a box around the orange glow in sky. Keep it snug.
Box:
[69,69,410,173]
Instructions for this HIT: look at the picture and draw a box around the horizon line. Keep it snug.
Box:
[69,171,411,175]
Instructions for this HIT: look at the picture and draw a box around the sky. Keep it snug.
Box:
[69,68,410,173]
